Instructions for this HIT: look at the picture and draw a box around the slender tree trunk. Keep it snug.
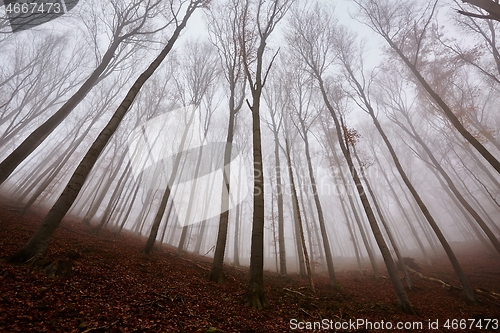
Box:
[177,143,206,255]
[233,159,242,266]
[272,130,287,276]
[426,156,496,254]
[209,105,237,282]
[386,38,500,175]
[362,97,476,302]
[95,162,132,231]
[317,75,414,313]
[299,186,316,274]
[389,166,440,257]
[116,173,142,235]
[7,2,202,263]
[401,115,500,256]
[301,127,336,286]
[284,136,315,292]
[327,137,379,277]
[269,174,280,272]
[339,193,363,272]
[353,146,412,288]
[374,154,431,265]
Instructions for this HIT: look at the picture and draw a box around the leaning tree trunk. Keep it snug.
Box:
[284,135,315,292]
[374,154,431,265]
[7,2,203,263]
[317,75,415,314]
[363,98,476,302]
[301,124,336,286]
[386,38,500,175]
[353,145,412,288]
[339,192,363,273]
[146,108,198,255]
[284,148,306,277]
[0,37,124,186]
[209,102,237,282]
[327,136,379,277]
[402,116,500,257]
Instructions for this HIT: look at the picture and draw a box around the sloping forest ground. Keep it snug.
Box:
[1,202,499,333]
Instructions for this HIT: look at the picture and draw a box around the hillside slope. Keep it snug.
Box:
[1,204,499,332]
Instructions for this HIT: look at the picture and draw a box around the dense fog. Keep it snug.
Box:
[1,0,499,316]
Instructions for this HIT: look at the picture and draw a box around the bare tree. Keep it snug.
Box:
[262,77,287,276]
[7,0,208,264]
[240,0,293,309]
[373,68,476,301]
[284,62,337,287]
[384,92,500,256]
[287,3,415,313]
[0,0,173,185]
[206,0,247,282]
[353,0,500,175]
[282,112,315,292]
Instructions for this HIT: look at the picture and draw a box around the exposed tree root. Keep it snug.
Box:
[283,287,306,297]
[407,266,500,307]
[406,266,460,290]
[177,256,210,271]
[245,282,268,310]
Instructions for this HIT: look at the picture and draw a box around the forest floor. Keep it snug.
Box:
[1,203,500,332]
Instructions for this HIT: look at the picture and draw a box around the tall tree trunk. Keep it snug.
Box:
[428,162,496,254]
[83,151,127,225]
[339,193,363,272]
[95,162,132,231]
[245,92,267,308]
[7,2,203,263]
[298,185,316,274]
[362,97,476,302]
[327,136,379,277]
[116,173,142,235]
[272,129,287,276]
[0,38,123,185]
[400,114,500,256]
[390,165,440,257]
[374,154,431,265]
[209,103,237,282]
[301,125,336,286]
[385,38,500,175]
[353,145,412,288]
[317,75,415,313]
[232,168,244,266]
[284,136,315,292]
[146,107,198,255]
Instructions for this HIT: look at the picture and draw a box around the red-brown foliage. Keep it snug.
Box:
[1,203,499,332]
